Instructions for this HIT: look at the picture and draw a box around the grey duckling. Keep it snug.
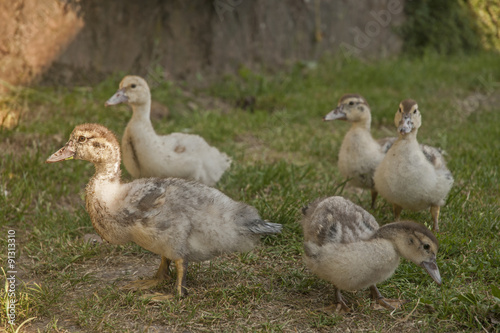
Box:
[46,123,281,296]
[301,196,441,312]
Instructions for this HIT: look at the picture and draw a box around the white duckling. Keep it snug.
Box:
[105,75,231,186]
[46,123,281,296]
[301,196,441,312]
[373,99,454,232]
[323,94,395,208]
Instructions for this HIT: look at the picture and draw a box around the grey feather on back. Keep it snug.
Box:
[137,183,165,211]
[301,197,326,221]
[301,197,379,246]
[420,144,446,168]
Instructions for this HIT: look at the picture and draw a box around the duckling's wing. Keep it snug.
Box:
[301,196,379,246]
[420,144,447,169]
[116,179,173,223]
[115,177,281,260]
[160,133,232,185]
[377,137,397,154]
[118,177,279,236]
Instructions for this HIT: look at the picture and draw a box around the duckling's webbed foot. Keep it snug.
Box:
[370,285,408,310]
[322,288,351,313]
[335,288,351,313]
[122,279,159,290]
[122,256,172,291]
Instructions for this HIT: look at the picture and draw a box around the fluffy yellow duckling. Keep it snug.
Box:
[374,99,454,231]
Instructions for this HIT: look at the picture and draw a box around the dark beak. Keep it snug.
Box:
[421,259,442,285]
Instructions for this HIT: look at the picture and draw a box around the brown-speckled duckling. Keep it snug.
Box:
[46,123,281,296]
[301,196,441,312]
[374,99,454,232]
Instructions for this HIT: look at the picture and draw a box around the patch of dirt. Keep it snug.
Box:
[80,252,160,285]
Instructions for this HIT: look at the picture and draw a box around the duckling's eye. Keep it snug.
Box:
[131,84,137,88]
[349,101,354,105]
[78,136,87,143]
[398,108,402,113]
[423,244,430,250]
[413,109,418,114]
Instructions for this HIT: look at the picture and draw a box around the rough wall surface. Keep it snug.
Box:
[0,0,405,87]
[0,0,83,88]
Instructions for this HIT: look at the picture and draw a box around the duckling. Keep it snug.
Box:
[105,75,231,186]
[323,94,396,208]
[301,196,441,312]
[46,123,281,296]
[373,99,454,232]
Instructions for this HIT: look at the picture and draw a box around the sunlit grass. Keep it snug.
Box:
[0,52,499,332]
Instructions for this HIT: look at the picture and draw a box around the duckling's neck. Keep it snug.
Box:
[85,163,128,244]
[371,224,409,257]
[350,117,371,131]
[86,161,123,221]
[92,161,122,182]
[398,129,418,142]
[373,225,398,240]
[130,100,152,123]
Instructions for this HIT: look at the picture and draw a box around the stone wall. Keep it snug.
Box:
[0,0,405,87]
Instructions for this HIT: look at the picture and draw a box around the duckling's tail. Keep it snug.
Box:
[247,219,282,235]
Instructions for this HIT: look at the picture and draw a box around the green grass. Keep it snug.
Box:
[1,52,499,332]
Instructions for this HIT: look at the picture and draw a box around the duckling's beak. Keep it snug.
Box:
[105,88,128,106]
[323,105,347,121]
[45,142,76,163]
[421,260,442,285]
[397,115,413,134]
